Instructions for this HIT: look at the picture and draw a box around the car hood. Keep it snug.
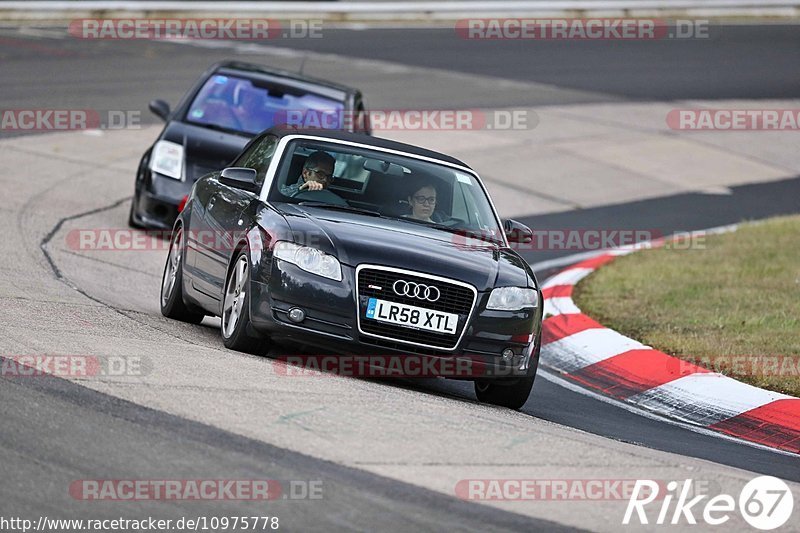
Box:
[160,121,251,182]
[277,204,531,291]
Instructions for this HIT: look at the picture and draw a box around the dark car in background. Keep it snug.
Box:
[160,128,542,409]
[130,61,370,229]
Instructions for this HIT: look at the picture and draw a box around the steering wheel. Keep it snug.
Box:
[289,177,330,196]
[290,187,349,206]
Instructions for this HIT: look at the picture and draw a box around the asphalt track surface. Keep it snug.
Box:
[1,25,799,530]
[239,25,800,102]
[0,363,571,532]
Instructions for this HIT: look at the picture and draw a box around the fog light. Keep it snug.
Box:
[287,307,306,323]
[501,348,514,361]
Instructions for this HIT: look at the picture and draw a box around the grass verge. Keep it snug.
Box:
[573,215,800,397]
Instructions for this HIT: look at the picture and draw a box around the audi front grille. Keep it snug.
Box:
[356,265,477,351]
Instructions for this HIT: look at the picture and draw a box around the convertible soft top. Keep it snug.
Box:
[262,126,471,170]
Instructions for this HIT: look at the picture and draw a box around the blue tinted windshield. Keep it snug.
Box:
[186,74,345,135]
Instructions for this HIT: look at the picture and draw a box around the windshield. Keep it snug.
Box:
[185,74,346,135]
[266,139,504,244]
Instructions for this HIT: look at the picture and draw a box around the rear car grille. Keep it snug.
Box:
[356,266,476,350]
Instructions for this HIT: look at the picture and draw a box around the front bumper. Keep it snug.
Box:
[249,259,541,380]
[133,172,191,229]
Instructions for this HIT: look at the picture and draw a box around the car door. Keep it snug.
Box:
[198,134,279,303]
[201,183,253,302]
[184,173,219,303]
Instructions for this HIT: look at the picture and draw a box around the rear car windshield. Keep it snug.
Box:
[185,74,345,135]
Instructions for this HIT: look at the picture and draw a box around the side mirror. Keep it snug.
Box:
[148,99,171,121]
[220,167,258,193]
[503,219,533,244]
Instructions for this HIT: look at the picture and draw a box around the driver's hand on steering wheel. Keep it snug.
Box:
[299,180,324,192]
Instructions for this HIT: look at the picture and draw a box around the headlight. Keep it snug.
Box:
[149,140,184,180]
[486,287,538,311]
[273,241,342,281]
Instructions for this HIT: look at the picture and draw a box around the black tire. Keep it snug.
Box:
[474,375,535,410]
[221,250,270,355]
[160,226,205,324]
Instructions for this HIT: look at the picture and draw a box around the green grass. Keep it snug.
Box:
[573,215,800,397]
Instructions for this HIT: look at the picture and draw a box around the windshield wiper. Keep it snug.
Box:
[189,121,246,136]
[298,202,382,217]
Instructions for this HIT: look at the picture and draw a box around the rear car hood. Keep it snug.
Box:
[160,121,251,181]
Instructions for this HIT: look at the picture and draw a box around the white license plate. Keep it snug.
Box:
[365,298,458,335]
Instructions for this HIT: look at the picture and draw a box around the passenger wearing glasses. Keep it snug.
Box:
[406,180,438,223]
[281,151,336,196]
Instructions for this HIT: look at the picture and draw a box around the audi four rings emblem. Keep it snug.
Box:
[393,280,441,302]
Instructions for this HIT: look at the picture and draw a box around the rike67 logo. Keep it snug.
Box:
[624,476,794,530]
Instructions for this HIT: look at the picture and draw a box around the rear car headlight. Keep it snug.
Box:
[149,140,184,180]
[486,287,538,311]
[273,241,342,281]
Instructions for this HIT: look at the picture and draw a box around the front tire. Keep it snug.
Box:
[221,250,270,355]
[160,226,204,324]
[474,375,535,410]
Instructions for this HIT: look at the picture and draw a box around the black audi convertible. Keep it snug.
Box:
[130,60,370,229]
[160,128,542,408]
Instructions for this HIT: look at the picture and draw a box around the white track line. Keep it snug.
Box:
[543,329,649,372]
[628,373,792,426]
[538,368,798,458]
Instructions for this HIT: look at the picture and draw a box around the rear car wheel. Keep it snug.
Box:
[221,251,270,355]
[474,376,535,410]
[160,226,204,324]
